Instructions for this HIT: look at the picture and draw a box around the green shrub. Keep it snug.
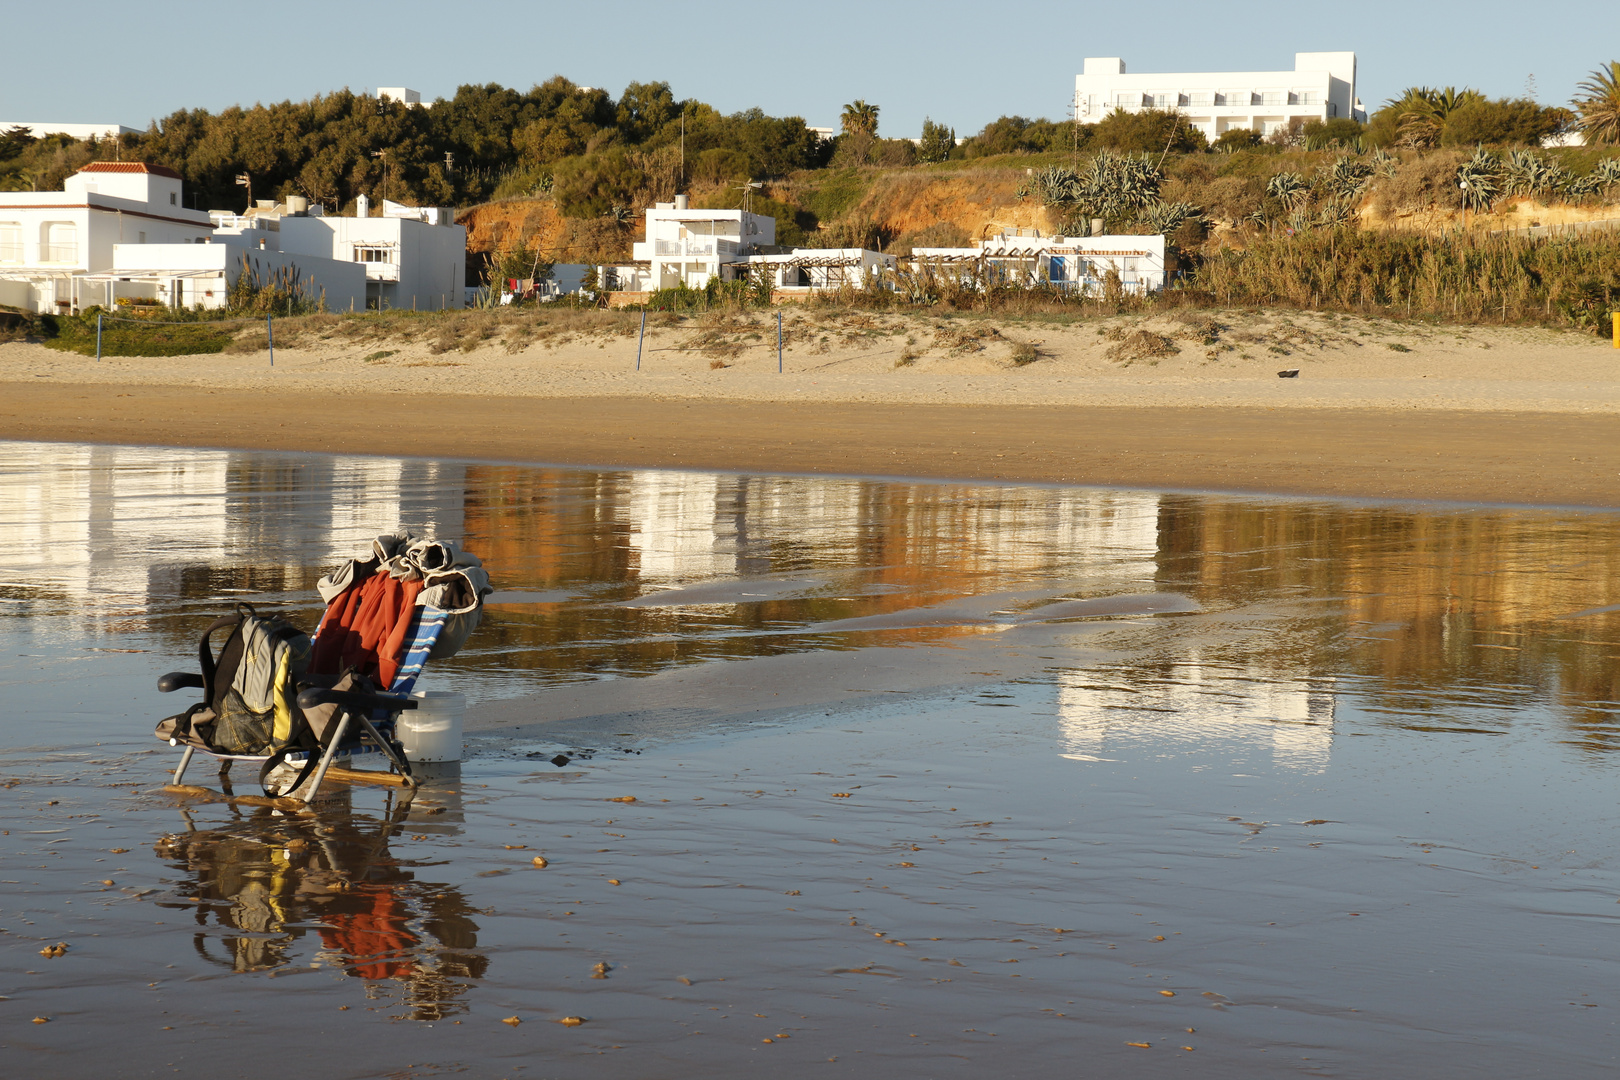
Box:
[40,311,234,356]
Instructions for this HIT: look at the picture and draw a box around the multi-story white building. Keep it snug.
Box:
[0,162,214,312]
[213,195,466,310]
[620,196,776,291]
[1074,52,1364,142]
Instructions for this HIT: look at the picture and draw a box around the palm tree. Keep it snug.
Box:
[841,100,880,138]
[1384,86,1482,148]
[1574,61,1620,145]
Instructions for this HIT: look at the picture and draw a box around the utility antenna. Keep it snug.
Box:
[235,172,252,211]
[735,180,762,214]
[680,112,686,191]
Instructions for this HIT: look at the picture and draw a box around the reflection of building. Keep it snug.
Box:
[1058,660,1336,772]
[0,441,465,611]
[620,471,737,583]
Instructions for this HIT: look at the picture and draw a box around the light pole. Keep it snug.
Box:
[371,149,388,207]
[1458,180,1468,233]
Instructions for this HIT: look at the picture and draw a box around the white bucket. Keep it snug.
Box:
[399,690,465,762]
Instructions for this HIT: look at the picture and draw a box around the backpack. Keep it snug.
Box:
[162,604,323,787]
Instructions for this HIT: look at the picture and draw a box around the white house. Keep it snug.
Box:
[83,214,366,313]
[912,230,1167,294]
[0,121,139,141]
[276,196,465,310]
[1074,53,1365,142]
[0,162,214,313]
[742,248,897,291]
[617,196,776,291]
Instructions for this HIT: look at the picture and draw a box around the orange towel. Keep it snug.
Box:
[310,571,423,689]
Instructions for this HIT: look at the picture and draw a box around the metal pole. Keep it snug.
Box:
[1613,311,1619,350]
[777,310,783,373]
[636,309,646,371]
[96,312,102,362]
[267,316,273,366]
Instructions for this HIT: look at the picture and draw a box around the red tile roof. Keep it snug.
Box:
[78,161,183,180]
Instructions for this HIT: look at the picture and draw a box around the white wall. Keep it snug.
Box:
[106,239,366,312]
[280,214,466,310]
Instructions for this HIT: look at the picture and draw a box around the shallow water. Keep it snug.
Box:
[3,440,1620,1077]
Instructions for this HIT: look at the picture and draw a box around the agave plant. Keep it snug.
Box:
[1027,165,1082,207]
[1314,199,1357,228]
[1502,150,1561,197]
[1456,148,1501,211]
[1574,61,1620,146]
[1070,150,1165,225]
[1370,148,1399,178]
[1320,156,1374,200]
[1137,201,1200,237]
[1266,172,1310,211]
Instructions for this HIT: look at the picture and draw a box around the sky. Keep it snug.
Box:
[3,0,1615,136]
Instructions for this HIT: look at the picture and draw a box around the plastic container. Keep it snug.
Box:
[399,690,465,762]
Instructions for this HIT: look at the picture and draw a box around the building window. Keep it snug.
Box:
[0,222,20,263]
[170,192,177,205]
[1301,91,1322,106]
[42,221,76,263]
[138,231,146,244]
[354,246,394,263]
[1187,92,1213,107]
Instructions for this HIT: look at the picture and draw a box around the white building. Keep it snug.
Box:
[912,230,1167,294]
[0,121,139,141]
[1074,52,1364,141]
[376,88,424,107]
[616,196,776,291]
[87,214,366,313]
[743,248,897,291]
[0,162,213,313]
[220,194,467,310]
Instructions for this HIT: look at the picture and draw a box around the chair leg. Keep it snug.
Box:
[217,758,235,796]
[303,715,351,799]
[354,714,418,787]
[172,746,195,786]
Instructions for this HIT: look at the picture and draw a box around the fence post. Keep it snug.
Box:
[96,312,102,362]
[636,309,646,371]
[777,311,783,373]
[1613,311,1619,350]
[267,316,273,367]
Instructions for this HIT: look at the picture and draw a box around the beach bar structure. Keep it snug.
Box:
[912,231,1167,294]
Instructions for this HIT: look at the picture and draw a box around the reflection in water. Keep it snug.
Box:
[152,793,483,1020]
[1059,660,1336,772]
[3,440,1620,760]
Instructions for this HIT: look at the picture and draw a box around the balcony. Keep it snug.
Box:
[41,244,78,263]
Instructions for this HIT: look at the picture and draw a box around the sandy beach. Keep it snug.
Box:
[3,308,1620,506]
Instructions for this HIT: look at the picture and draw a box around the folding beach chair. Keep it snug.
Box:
[156,533,488,803]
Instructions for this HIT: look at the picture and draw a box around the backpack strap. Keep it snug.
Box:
[197,607,253,707]
[258,745,323,798]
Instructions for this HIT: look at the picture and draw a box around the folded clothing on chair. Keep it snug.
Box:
[310,571,423,688]
[316,530,492,665]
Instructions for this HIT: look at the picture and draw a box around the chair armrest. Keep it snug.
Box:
[295,672,345,690]
[158,671,205,693]
[296,687,419,714]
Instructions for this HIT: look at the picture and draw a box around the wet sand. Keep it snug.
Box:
[3,379,1620,506]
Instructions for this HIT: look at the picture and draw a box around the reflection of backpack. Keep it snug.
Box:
[172,603,312,758]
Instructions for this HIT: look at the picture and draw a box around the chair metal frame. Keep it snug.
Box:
[159,601,453,798]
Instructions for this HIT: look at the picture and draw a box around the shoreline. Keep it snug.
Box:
[4,379,1620,507]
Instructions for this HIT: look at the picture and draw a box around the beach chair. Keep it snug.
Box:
[157,534,488,803]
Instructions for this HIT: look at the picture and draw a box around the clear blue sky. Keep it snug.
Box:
[4,1,1614,136]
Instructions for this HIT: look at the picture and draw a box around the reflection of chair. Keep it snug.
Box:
[153,795,486,1016]
[157,534,487,801]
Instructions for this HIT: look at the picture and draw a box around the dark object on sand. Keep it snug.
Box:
[551,754,572,767]
[1278,369,1300,378]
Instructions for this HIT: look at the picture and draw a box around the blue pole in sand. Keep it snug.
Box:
[777,310,782,373]
[636,309,646,371]
[96,313,102,362]
[267,316,274,367]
